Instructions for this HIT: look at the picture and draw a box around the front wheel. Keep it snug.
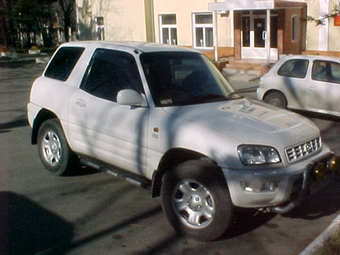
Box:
[161,159,234,241]
[37,119,78,176]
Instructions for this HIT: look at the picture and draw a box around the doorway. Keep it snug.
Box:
[241,11,278,60]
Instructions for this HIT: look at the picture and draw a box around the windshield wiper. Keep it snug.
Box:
[226,91,242,99]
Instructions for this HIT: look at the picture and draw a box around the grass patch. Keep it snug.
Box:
[315,229,340,255]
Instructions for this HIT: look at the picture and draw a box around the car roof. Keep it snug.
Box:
[57,41,200,54]
[279,54,340,63]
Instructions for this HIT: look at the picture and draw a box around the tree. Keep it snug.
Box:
[58,0,75,42]
[307,4,340,26]
[0,0,78,49]
[2,0,57,48]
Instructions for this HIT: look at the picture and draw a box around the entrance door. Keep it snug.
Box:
[241,11,278,60]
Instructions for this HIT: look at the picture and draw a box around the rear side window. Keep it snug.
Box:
[45,47,85,81]
[277,59,309,78]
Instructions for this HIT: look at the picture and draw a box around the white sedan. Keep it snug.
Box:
[257,55,340,117]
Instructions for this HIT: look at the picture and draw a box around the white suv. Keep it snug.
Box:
[27,41,338,241]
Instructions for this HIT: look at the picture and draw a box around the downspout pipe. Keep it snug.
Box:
[213,0,218,62]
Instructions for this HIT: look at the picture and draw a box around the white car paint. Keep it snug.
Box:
[257,54,340,116]
[28,42,335,211]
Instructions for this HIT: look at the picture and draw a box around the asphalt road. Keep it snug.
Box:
[1,63,340,255]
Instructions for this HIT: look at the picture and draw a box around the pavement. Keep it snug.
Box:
[222,68,261,83]
[0,51,50,67]
[1,52,340,255]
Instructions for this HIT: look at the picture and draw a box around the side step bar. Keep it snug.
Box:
[80,158,152,190]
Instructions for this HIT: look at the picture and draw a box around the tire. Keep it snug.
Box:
[37,119,78,176]
[264,91,287,108]
[161,159,234,241]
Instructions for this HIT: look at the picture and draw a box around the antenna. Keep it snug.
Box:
[129,28,135,46]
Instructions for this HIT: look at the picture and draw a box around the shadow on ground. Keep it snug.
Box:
[0,191,73,255]
[284,178,340,220]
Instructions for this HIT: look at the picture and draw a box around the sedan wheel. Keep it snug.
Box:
[264,91,287,108]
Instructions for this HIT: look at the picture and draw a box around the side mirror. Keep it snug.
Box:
[117,89,145,106]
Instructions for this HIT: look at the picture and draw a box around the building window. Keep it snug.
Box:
[159,14,177,45]
[291,15,298,42]
[193,13,213,48]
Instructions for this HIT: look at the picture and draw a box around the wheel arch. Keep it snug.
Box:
[151,148,223,198]
[262,89,285,101]
[263,89,288,107]
[31,109,58,144]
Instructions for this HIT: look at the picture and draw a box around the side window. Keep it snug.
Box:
[312,60,340,84]
[277,59,308,78]
[81,49,144,102]
[45,47,84,81]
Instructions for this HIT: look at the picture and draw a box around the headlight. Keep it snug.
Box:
[238,145,281,165]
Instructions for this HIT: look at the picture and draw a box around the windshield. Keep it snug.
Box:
[140,52,238,107]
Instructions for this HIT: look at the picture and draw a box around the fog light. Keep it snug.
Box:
[314,163,325,181]
[328,155,340,172]
[241,180,261,192]
[241,180,278,192]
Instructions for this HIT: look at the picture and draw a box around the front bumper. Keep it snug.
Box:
[223,148,339,213]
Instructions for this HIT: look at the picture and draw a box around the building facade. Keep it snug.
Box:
[75,0,340,61]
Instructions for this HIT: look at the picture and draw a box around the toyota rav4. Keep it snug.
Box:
[27,41,338,241]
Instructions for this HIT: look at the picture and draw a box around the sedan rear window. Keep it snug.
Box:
[45,47,85,81]
[277,59,309,79]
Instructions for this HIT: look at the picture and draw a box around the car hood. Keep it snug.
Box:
[163,98,319,147]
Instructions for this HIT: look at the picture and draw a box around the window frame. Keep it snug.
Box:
[192,12,214,49]
[159,14,178,45]
[291,15,298,42]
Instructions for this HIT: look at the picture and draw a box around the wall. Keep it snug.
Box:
[76,0,147,41]
[153,0,233,53]
[306,0,340,55]
[282,7,306,55]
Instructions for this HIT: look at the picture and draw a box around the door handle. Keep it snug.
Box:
[75,99,87,107]
[262,31,267,40]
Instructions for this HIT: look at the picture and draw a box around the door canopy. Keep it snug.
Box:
[208,0,305,12]
[208,0,274,11]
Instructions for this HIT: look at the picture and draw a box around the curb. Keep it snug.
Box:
[0,54,50,67]
[299,214,340,255]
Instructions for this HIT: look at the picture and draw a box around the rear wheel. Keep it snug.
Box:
[264,91,287,108]
[161,159,234,241]
[37,119,78,176]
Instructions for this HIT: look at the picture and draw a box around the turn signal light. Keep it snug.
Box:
[313,163,325,181]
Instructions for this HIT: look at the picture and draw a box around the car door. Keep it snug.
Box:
[306,60,340,115]
[68,48,149,175]
[276,58,309,109]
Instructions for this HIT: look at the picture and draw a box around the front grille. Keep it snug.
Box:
[286,137,322,163]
